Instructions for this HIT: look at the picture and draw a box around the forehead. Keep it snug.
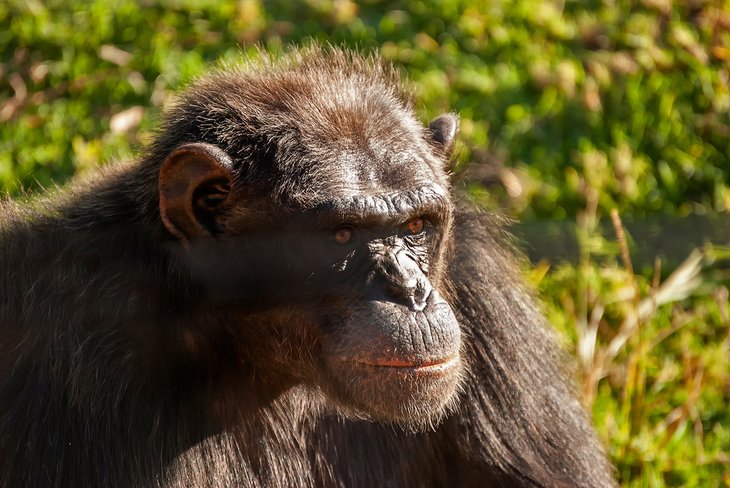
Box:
[278,137,448,210]
[328,144,440,191]
[280,113,447,201]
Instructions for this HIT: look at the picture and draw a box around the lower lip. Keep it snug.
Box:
[357,356,459,374]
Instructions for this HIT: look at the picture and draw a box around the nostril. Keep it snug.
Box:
[384,282,413,301]
[410,279,433,312]
[385,279,432,312]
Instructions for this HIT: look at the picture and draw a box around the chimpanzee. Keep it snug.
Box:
[0,46,615,487]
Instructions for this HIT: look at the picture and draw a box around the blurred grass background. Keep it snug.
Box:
[1,0,728,486]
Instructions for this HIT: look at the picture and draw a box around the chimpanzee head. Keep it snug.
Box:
[156,48,462,427]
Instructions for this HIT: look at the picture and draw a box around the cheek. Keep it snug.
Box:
[235,307,323,380]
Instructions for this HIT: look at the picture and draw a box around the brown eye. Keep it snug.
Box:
[334,227,353,244]
[406,217,424,235]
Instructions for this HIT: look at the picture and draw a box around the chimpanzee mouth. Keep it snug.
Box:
[323,354,462,425]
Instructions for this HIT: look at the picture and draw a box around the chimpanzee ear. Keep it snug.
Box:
[427,113,459,158]
[159,143,234,241]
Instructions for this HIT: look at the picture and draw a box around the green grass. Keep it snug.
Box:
[1,1,728,485]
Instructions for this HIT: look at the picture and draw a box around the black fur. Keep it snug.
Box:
[0,47,614,487]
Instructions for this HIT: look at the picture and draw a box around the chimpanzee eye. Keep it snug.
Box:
[333,226,354,245]
[405,217,424,235]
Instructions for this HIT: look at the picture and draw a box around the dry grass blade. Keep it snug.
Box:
[603,250,704,367]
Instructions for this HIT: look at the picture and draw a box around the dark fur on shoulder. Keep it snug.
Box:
[0,46,614,487]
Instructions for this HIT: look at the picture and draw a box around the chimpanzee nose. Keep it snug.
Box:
[377,248,433,312]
